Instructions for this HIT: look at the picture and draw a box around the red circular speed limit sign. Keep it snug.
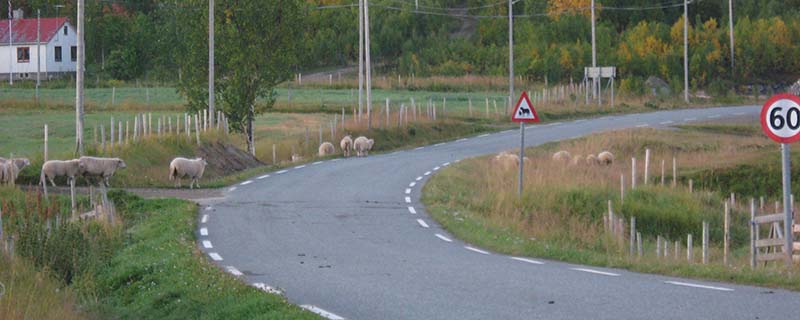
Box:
[761,94,800,143]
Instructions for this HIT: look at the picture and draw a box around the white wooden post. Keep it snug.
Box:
[644,149,650,184]
[631,157,637,190]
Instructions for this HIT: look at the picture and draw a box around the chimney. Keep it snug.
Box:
[12,9,24,19]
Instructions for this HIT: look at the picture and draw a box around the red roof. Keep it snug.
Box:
[0,17,69,44]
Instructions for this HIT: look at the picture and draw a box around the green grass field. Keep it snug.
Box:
[422,123,800,290]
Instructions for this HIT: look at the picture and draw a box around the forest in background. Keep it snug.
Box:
[2,0,800,93]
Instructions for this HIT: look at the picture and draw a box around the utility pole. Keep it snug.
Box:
[510,0,523,196]
[208,0,216,127]
[683,0,689,104]
[365,0,373,129]
[728,0,734,70]
[358,0,364,121]
[75,0,86,155]
[591,0,597,101]
[36,9,41,99]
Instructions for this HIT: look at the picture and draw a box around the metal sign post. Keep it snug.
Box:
[511,92,539,196]
[760,93,800,266]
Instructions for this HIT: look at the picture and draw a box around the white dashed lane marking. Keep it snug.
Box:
[205,206,214,211]
[442,162,450,166]
[510,257,545,265]
[708,114,721,119]
[408,207,417,214]
[659,121,674,125]
[635,124,649,128]
[405,188,412,194]
[276,170,288,174]
[434,143,445,147]
[202,240,213,249]
[417,219,429,228]
[414,147,425,150]
[240,180,253,186]
[465,246,490,255]
[257,174,270,180]
[294,165,306,169]
[201,214,209,223]
[571,268,620,277]
[209,253,223,261]
[200,228,208,236]
[409,182,416,187]
[424,171,432,176]
[416,176,423,181]
[478,134,490,137]
[226,266,244,277]
[664,281,734,292]
[433,166,441,171]
[405,196,411,203]
[300,305,345,320]
[313,161,323,165]
[435,234,453,242]
[684,118,697,122]
[253,283,283,295]
[457,138,468,142]
[228,187,237,192]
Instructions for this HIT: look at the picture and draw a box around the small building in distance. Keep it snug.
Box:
[0,10,77,81]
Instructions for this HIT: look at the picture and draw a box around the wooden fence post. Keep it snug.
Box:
[750,198,756,269]
[630,216,636,256]
[620,174,625,202]
[672,157,677,188]
[637,232,643,257]
[608,200,614,234]
[689,179,693,193]
[631,157,637,190]
[687,234,693,262]
[43,124,48,162]
[702,221,709,264]
[661,159,665,185]
[656,235,662,258]
[100,125,106,153]
[272,144,277,165]
[644,149,650,184]
[194,114,201,145]
[724,202,730,266]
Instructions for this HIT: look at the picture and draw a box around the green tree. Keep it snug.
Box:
[175,0,304,153]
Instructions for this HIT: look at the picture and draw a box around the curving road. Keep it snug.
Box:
[198,105,800,319]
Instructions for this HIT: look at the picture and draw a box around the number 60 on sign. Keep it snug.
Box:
[761,94,800,144]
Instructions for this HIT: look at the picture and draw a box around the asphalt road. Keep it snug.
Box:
[199,105,800,320]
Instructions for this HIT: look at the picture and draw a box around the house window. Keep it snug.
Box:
[64,26,68,35]
[17,47,30,63]
[71,46,77,62]
[55,46,62,62]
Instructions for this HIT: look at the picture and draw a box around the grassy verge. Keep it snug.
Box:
[0,187,318,319]
[0,255,86,320]
[422,123,800,290]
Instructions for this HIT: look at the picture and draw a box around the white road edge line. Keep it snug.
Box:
[405,196,411,203]
[205,206,213,211]
[443,162,450,166]
[435,234,453,242]
[409,182,416,187]
[570,268,620,277]
[201,214,209,224]
[659,121,674,125]
[228,187,237,192]
[405,188,412,194]
[199,228,208,236]
[408,207,417,214]
[416,176,423,181]
[276,170,288,174]
[294,165,306,169]
[510,257,544,265]
[257,174,270,180]
[240,180,253,186]
[299,305,345,320]
[465,246,490,255]
[664,281,734,292]
[478,134,490,137]
[414,147,425,150]
[684,117,697,122]
[208,252,223,261]
[433,166,441,171]
[253,283,283,295]
[417,219,429,228]
[313,161,323,165]
[424,171,432,176]
[202,240,213,249]
[434,143,445,147]
[635,124,649,128]
[226,266,244,277]
[457,138,468,142]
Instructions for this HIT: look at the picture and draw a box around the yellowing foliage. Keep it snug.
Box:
[547,0,595,20]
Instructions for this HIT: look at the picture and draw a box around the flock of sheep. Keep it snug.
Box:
[320,135,374,158]
[491,150,615,170]
[40,157,127,189]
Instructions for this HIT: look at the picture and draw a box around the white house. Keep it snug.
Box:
[0,11,77,81]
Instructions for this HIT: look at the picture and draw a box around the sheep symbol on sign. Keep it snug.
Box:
[512,91,539,123]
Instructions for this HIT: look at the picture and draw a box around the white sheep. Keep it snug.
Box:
[318,142,336,157]
[586,154,600,166]
[340,135,353,157]
[41,159,85,187]
[0,157,30,185]
[597,151,615,165]
[353,136,374,157]
[570,155,583,166]
[491,151,530,170]
[552,150,572,163]
[78,156,127,187]
[169,157,208,189]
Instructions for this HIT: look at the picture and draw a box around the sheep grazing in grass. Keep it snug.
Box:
[169,157,208,189]
[40,160,85,187]
[570,155,583,166]
[552,150,572,163]
[586,154,600,166]
[78,156,127,187]
[492,151,530,170]
[597,151,615,165]
[340,135,353,157]
[0,157,31,185]
[354,136,374,157]
[319,142,336,157]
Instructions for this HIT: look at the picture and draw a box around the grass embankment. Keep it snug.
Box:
[0,187,317,319]
[422,124,800,290]
[0,255,86,320]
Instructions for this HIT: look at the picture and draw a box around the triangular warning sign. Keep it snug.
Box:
[512,91,539,123]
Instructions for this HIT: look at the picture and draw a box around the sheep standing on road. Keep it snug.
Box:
[169,157,208,189]
[597,151,615,165]
[319,142,336,157]
[79,156,127,187]
[340,135,353,157]
[354,136,374,157]
[41,159,85,187]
